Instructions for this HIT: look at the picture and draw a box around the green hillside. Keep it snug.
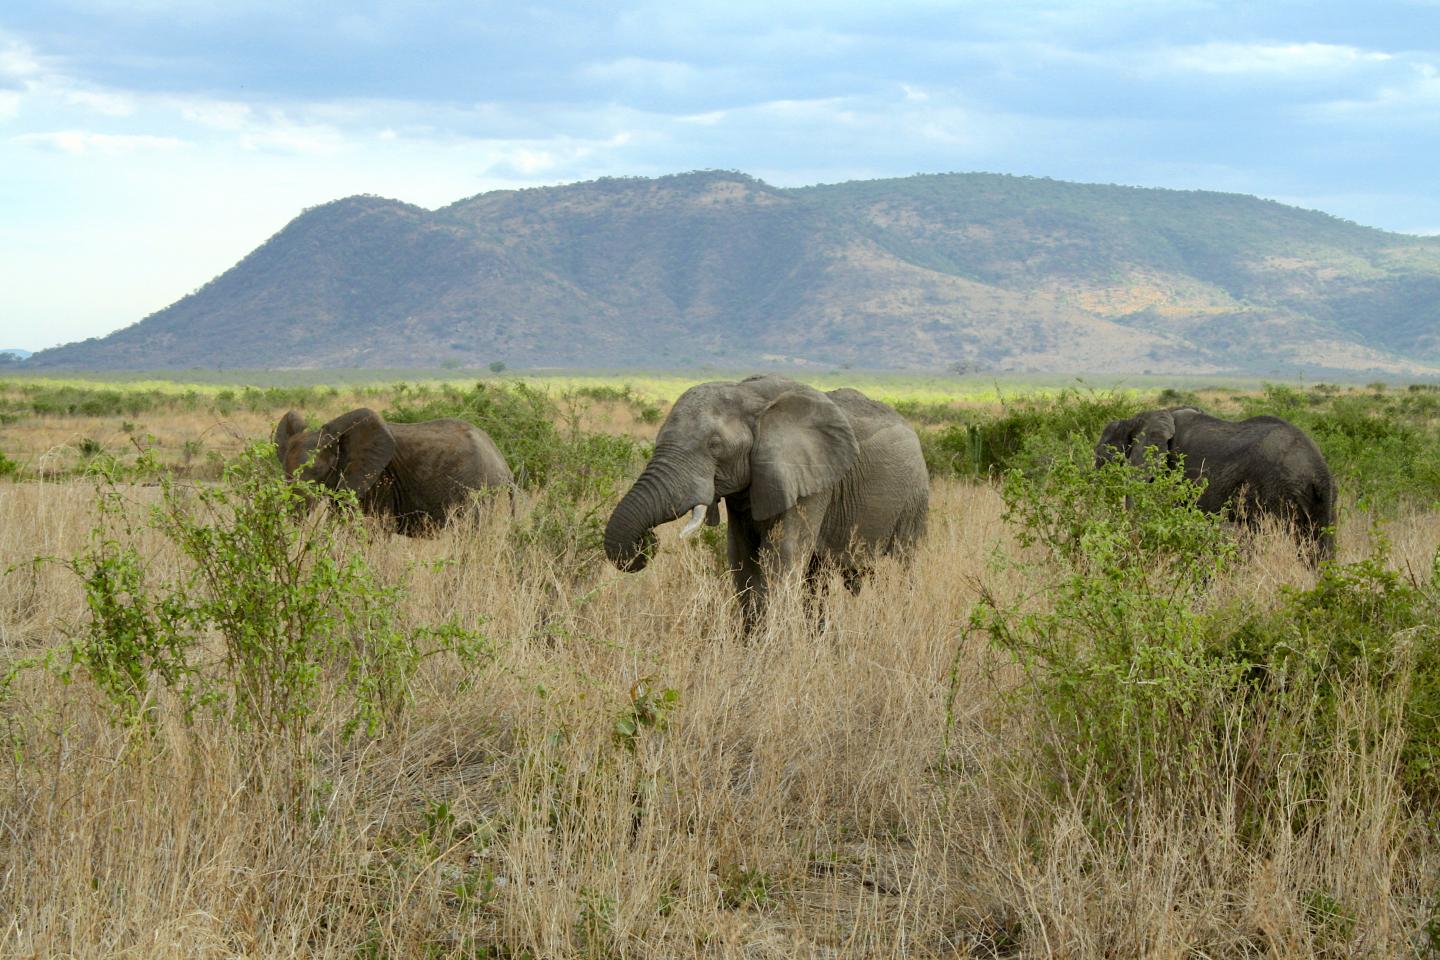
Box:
[27,171,1440,375]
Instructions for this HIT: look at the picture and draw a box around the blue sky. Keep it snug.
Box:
[3,0,1439,350]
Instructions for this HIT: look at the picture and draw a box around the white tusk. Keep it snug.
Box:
[679,504,707,537]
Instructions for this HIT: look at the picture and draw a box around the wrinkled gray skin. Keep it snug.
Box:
[604,376,929,628]
[274,408,513,535]
[1095,407,1336,563]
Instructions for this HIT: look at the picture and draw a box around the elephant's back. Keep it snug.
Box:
[454,422,514,486]
[389,418,514,489]
[1199,415,1332,517]
[1235,416,1330,470]
[825,387,911,442]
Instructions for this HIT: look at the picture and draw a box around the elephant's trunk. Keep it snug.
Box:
[604,451,710,573]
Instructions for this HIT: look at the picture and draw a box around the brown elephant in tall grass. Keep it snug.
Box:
[274,408,512,535]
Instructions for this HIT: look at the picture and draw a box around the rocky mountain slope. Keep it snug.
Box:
[28,171,1440,374]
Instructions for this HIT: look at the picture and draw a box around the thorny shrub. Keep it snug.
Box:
[920,390,1140,478]
[1216,540,1440,808]
[973,444,1239,823]
[976,435,1440,855]
[33,443,489,744]
[384,380,646,492]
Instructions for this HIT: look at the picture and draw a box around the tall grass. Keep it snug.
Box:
[0,382,1438,957]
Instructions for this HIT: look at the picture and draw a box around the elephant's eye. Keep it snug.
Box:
[706,433,724,455]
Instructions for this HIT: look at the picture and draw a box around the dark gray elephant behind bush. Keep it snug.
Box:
[275,407,513,535]
[1095,407,1337,562]
[604,376,929,627]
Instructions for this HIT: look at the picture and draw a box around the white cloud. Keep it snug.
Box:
[1160,41,1392,76]
[677,109,729,125]
[584,57,706,91]
[178,99,254,131]
[0,33,42,83]
[499,146,557,174]
[1309,60,1440,118]
[578,55,761,105]
[753,95,852,118]
[238,122,346,156]
[0,31,142,126]
[14,130,184,155]
[0,31,147,123]
[64,88,137,117]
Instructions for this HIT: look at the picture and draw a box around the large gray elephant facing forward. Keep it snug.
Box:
[275,408,513,535]
[604,376,929,627]
[1095,407,1336,562]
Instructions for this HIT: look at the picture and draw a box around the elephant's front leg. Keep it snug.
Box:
[724,489,829,633]
[724,493,766,633]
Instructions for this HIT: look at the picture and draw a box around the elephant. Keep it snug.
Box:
[274,407,513,534]
[1095,407,1336,562]
[604,376,929,628]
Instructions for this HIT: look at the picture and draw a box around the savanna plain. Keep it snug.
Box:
[1,374,1438,959]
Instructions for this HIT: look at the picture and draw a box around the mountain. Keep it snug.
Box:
[27,171,1440,375]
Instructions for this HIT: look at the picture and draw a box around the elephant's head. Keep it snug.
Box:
[604,377,860,572]
[274,408,397,497]
[1094,410,1177,470]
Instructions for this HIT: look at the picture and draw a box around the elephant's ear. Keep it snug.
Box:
[749,389,859,522]
[274,410,307,464]
[319,408,395,496]
[1128,410,1176,468]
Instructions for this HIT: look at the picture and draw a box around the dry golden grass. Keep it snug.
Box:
[0,403,1437,959]
[0,388,659,481]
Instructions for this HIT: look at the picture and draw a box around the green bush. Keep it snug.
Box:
[972,444,1239,820]
[0,381,229,421]
[923,390,1140,478]
[568,383,664,423]
[511,425,652,576]
[889,398,968,425]
[632,397,664,424]
[915,383,1440,507]
[1213,542,1440,805]
[976,434,1440,841]
[569,384,634,404]
[385,380,649,492]
[0,450,17,479]
[55,444,488,742]
[389,381,600,488]
[236,385,327,413]
[1155,386,1202,407]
